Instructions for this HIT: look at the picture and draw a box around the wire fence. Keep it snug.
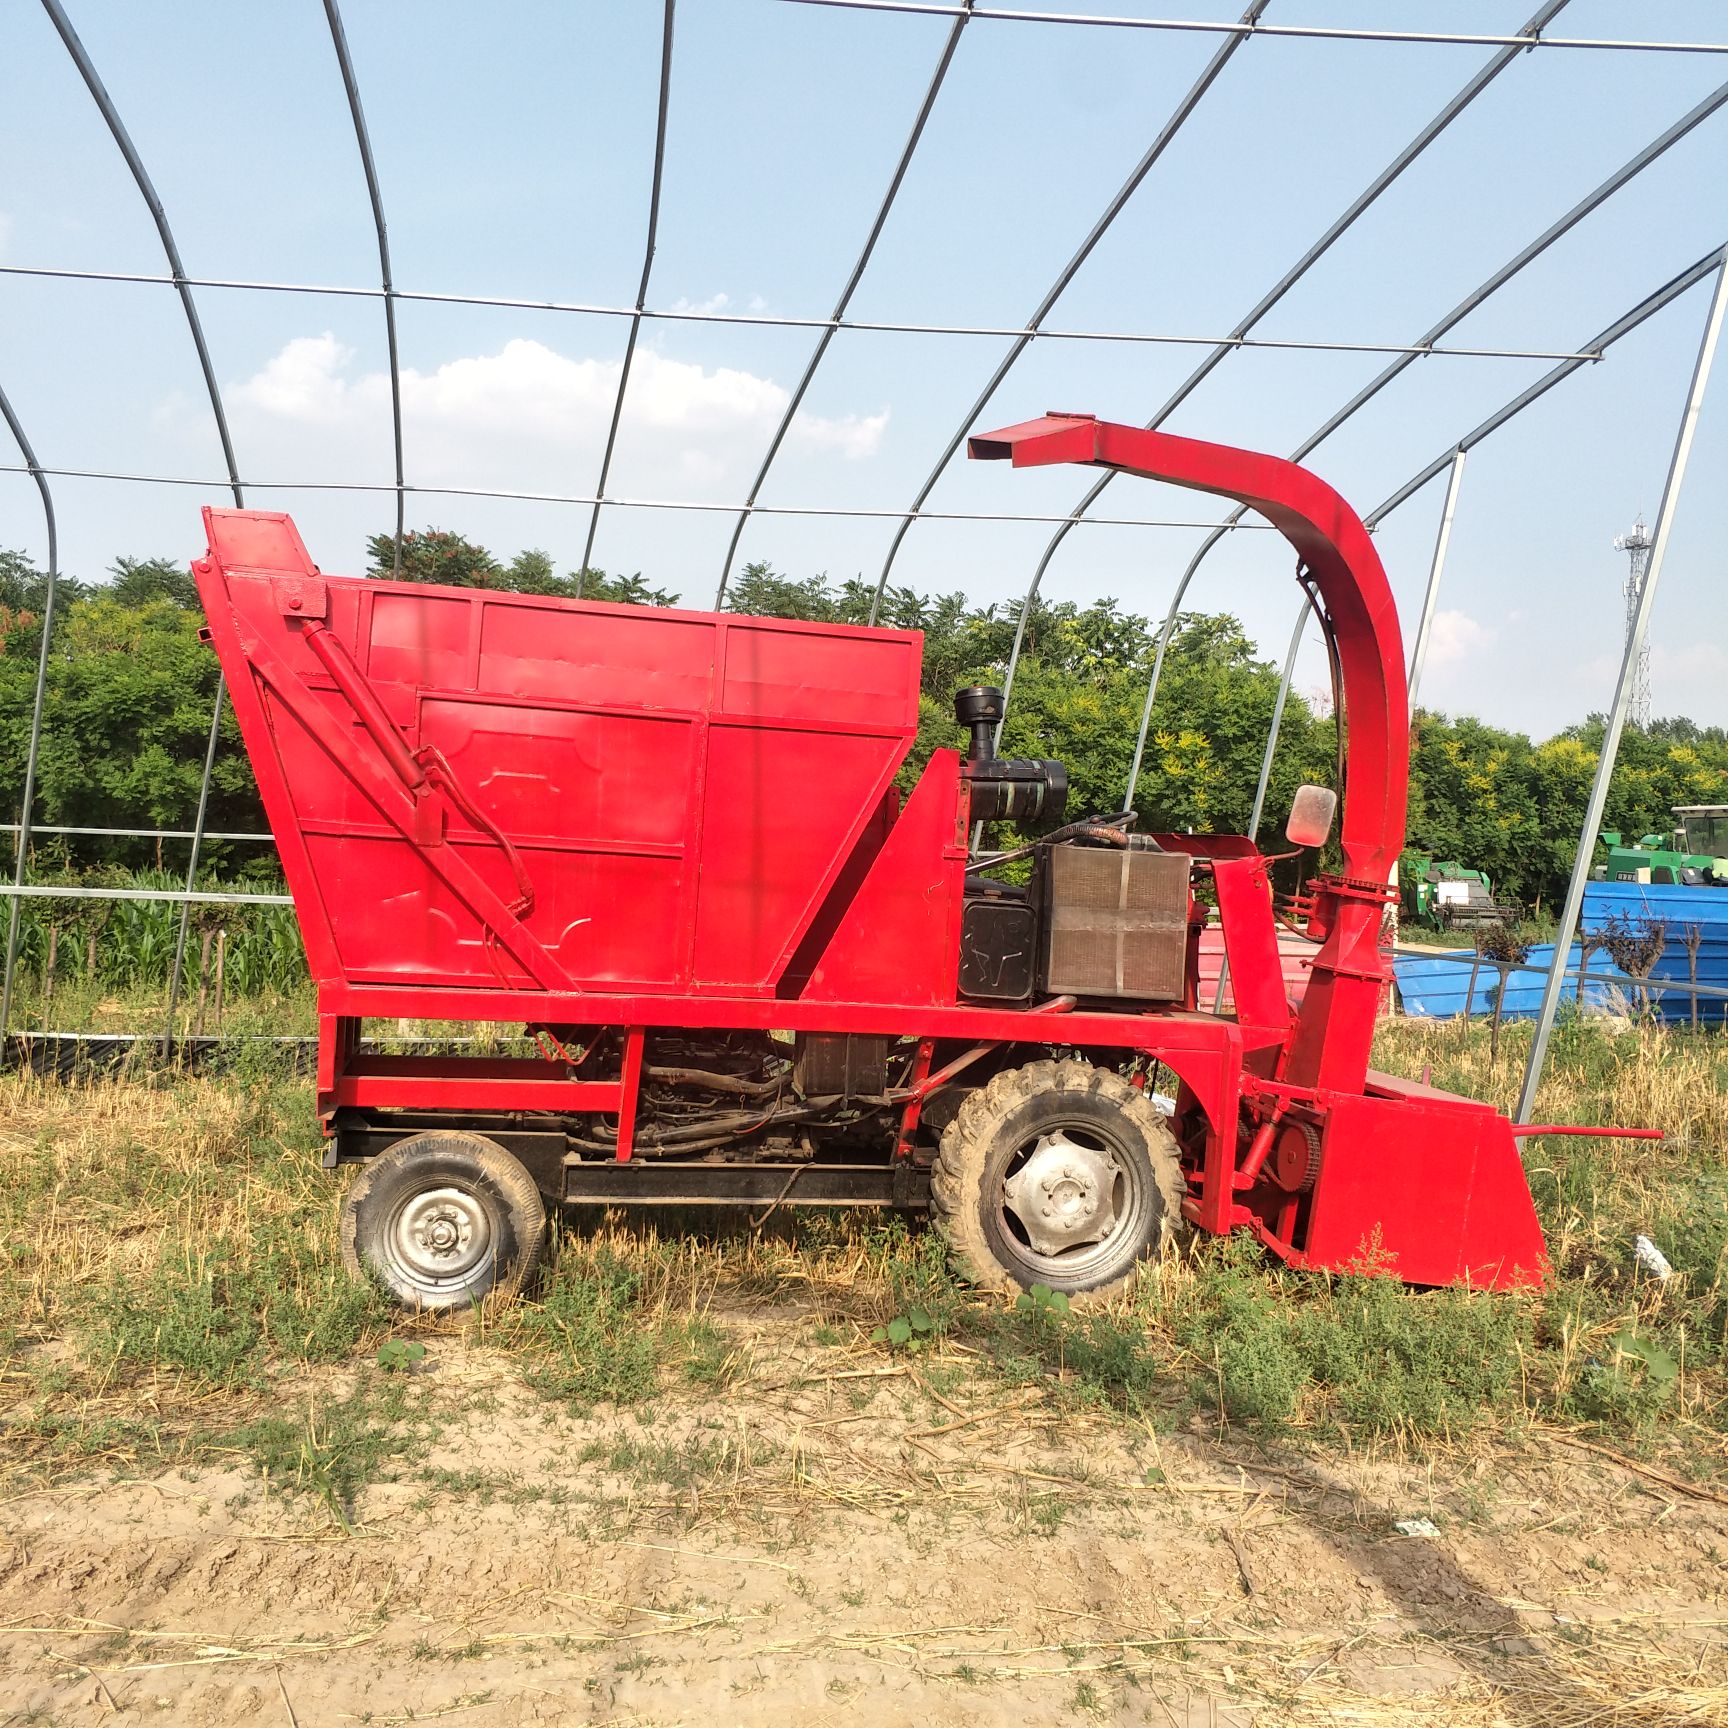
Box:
[3,0,1725,1111]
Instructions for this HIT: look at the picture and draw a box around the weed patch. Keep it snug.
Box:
[2,1009,1726,1488]
[226,1373,435,1526]
[85,1235,387,1389]
[501,1237,734,1411]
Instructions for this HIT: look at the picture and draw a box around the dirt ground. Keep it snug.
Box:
[2,1331,1725,1728]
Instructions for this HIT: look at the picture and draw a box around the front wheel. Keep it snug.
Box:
[931,1059,1184,1302]
[340,1131,547,1312]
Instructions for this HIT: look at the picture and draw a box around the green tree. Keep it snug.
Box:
[724,560,842,621]
[0,590,260,871]
[366,528,501,587]
[1406,714,1542,900]
[364,530,675,606]
[4,531,1723,909]
[109,555,200,610]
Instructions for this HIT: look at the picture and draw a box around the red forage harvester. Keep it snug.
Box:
[193,415,1548,1310]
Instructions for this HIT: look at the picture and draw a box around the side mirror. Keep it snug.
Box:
[1286,784,1337,849]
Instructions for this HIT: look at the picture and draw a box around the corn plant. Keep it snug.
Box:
[2,868,307,1002]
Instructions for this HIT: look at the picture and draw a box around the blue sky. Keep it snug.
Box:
[1,0,1724,737]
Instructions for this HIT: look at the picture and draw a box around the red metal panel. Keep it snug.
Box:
[336,1053,623,1114]
[1195,926,1313,1006]
[1300,1091,1547,1289]
[691,721,910,990]
[1211,857,1291,1041]
[720,618,921,728]
[478,598,718,710]
[370,590,475,691]
[422,697,698,850]
[802,750,967,1006]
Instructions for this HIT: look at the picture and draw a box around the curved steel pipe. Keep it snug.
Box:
[41,1,243,509]
[322,0,406,574]
[1123,241,1727,814]
[1001,0,1566,719]
[40,0,245,1052]
[1102,70,1728,804]
[0,383,60,1036]
[714,0,974,608]
[580,0,677,592]
[865,0,1270,623]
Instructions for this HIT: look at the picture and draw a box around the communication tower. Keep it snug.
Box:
[1614,517,1653,728]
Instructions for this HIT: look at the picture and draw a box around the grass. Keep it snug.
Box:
[0,1009,1724,1505]
[225,1373,437,1527]
[495,1239,741,1410]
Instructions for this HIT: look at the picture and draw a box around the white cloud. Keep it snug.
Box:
[0,212,12,260]
[666,292,731,316]
[227,332,887,494]
[1423,609,1494,669]
[235,334,361,422]
[793,406,890,461]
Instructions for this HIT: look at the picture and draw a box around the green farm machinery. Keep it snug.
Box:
[1598,806,1728,888]
[1405,855,1520,933]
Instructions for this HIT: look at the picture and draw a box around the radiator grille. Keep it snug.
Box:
[1041,845,1190,1001]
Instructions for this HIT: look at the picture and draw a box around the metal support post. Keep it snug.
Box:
[0,385,59,1036]
[580,0,677,591]
[1517,254,1728,1123]
[1406,448,1466,712]
[323,0,406,574]
[1213,597,1309,1012]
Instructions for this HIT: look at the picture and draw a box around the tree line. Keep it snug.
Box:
[1,529,1724,911]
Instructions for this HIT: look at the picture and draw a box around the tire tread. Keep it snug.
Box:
[930,1058,1184,1304]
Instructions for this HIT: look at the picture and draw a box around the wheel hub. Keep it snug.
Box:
[391,1185,492,1286]
[1001,1131,1121,1259]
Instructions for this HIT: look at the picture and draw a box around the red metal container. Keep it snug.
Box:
[198,510,935,998]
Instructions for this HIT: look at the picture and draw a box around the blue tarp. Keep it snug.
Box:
[1393,882,1728,1024]
[1579,881,1728,1026]
[1392,943,1612,1020]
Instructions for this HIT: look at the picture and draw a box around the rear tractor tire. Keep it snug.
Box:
[931,1059,1184,1303]
[340,1131,547,1313]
